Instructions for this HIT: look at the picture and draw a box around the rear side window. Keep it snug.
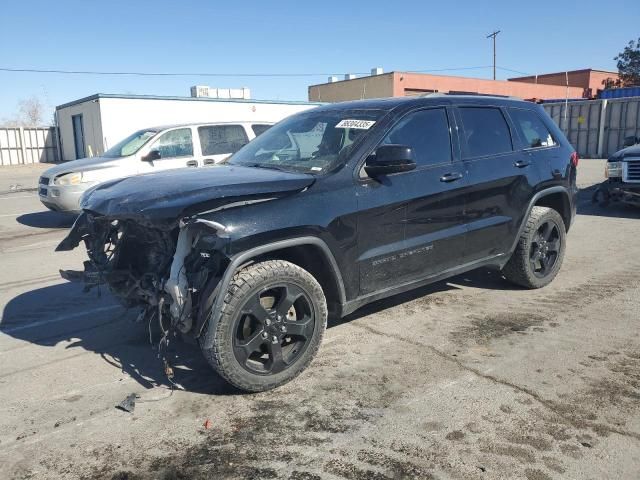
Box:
[381,108,452,167]
[154,128,193,158]
[198,125,249,156]
[508,108,557,149]
[251,124,272,137]
[459,107,513,158]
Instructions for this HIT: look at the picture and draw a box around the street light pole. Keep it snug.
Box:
[486,30,501,80]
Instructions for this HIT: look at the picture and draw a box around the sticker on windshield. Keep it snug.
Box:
[335,119,376,130]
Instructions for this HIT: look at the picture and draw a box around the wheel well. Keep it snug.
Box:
[252,244,343,317]
[534,192,571,231]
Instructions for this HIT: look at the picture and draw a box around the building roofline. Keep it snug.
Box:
[308,72,395,89]
[56,93,323,110]
[508,68,618,80]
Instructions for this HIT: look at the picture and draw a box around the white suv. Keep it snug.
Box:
[39,122,272,213]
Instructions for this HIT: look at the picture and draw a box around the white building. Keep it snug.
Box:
[55,93,322,161]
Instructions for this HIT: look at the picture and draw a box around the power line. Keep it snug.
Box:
[0,65,495,78]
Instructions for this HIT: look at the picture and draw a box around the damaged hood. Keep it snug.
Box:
[80,165,315,222]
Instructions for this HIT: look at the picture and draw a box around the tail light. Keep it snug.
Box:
[570,152,579,167]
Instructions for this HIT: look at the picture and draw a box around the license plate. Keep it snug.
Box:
[39,187,47,196]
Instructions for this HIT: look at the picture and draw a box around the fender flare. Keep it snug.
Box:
[200,236,346,350]
[507,186,572,256]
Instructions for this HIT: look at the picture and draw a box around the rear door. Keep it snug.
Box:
[456,105,539,262]
[356,107,468,295]
[198,124,250,166]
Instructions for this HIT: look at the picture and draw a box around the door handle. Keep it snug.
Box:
[186,160,198,167]
[440,172,463,183]
[203,158,215,165]
[514,160,531,168]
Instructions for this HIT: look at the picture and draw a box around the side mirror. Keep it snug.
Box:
[623,136,639,147]
[142,149,161,162]
[364,145,416,177]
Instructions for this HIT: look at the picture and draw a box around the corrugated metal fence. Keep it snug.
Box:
[0,127,60,166]
[543,97,640,158]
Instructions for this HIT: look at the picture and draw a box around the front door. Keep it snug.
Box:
[356,107,467,295]
[139,127,196,173]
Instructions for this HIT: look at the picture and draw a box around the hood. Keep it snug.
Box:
[43,156,122,178]
[610,144,640,161]
[81,165,315,223]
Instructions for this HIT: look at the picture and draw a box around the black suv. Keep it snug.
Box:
[58,95,578,392]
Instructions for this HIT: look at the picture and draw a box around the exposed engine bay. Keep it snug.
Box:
[58,212,231,342]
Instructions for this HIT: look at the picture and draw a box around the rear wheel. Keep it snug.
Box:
[200,260,327,392]
[502,206,566,289]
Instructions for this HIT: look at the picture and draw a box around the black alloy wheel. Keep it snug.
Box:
[529,220,561,278]
[502,206,567,289]
[200,260,327,392]
[233,284,316,375]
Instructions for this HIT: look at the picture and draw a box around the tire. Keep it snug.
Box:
[200,260,327,392]
[502,206,566,289]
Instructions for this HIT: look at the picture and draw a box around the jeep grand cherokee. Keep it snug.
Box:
[57,95,578,392]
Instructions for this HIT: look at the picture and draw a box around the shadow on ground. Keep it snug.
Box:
[1,281,238,396]
[577,184,640,219]
[16,210,77,229]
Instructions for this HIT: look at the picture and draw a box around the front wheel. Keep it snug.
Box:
[502,206,566,289]
[200,260,327,392]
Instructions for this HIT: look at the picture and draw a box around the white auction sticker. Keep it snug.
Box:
[335,119,376,130]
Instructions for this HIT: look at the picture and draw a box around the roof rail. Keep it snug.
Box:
[420,92,522,100]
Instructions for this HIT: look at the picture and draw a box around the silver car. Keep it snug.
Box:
[39,121,272,213]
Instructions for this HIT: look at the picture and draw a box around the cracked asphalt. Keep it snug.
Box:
[0,160,639,480]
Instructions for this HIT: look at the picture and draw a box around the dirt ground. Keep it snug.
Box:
[0,160,639,480]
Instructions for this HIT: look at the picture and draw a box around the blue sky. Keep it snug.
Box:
[0,0,638,122]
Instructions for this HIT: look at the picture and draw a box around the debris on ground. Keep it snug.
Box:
[117,393,140,413]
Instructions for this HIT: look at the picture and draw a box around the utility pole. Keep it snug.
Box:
[486,30,501,80]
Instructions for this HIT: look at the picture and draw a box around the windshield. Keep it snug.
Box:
[103,129,158,158]
[228,109,386,174]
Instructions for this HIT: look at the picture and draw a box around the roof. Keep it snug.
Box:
[310,94,535,113]
[56,93,324,110]
[508,68,618,80]
[140,120,274,131]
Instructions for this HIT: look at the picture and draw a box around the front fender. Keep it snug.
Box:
[199,236,345,350]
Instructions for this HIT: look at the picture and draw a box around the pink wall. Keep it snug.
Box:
[392,72,585,100]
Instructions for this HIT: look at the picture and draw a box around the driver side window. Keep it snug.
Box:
[153,128,194,158]
[381,108,452,167]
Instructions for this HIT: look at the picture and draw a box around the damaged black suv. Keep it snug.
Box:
[58,95,578,392]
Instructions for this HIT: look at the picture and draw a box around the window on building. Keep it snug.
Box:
[459,107,513,158]
[380,108,452,167]
[251,124,272,137]
[198,125,249,156]
[154,128,193,158]
[508,108,557,149]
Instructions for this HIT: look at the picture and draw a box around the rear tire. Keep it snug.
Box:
[200,260,327,392]
[502,206,566,289]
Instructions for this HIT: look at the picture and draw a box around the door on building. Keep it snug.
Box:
[71,114,86,159]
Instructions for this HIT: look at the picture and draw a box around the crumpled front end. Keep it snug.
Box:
[57,212,231,337]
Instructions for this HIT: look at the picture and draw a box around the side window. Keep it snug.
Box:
[198,125,249,156]
[459,107,513,158]
[154,128,193,158]
[508,108,557,149]
[251,124,272,137]
[381,108,452,167]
